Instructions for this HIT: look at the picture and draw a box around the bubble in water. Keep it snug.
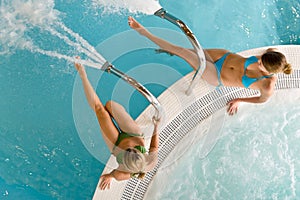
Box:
[3,190,9,196]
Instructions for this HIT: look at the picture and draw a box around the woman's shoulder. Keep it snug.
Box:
[249,74,276,92]
[144,151,158,172]
[259,75,277,91]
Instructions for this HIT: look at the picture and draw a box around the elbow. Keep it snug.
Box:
[257,96,269,103]
[257,90,272,103]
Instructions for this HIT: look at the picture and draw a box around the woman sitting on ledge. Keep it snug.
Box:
[74,57,160,190]
[128,16,292,115]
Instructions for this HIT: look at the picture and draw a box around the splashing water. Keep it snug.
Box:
[0,0,110,68]
[92,0,162,15]
[0,0,162,68]
[0,0,57,53]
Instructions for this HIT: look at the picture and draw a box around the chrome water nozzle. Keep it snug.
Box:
[154,8,181,26]
[154,8,166,18]
[154,7,207,96]
[101,61,113,73]
[154,8,193,37]
[102,61,162,122]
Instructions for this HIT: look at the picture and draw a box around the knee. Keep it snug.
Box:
[105,100,125,112]
[105,100,113,112]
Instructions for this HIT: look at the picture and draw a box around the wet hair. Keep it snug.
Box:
[123,148,146,179]
[261,49,292,75]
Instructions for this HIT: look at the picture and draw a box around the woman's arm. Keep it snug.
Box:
[74,57,101,111]
[149,119,160,153]
[227,78,276,115]
[143,120,160,172]
[99,169,131,190]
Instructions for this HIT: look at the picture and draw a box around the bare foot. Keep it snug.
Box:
[128,16,147,35]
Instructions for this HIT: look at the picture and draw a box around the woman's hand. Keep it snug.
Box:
[74,56,86,75]
[227,99,240,115]
[152,117,161,128]
[99,173,113,190]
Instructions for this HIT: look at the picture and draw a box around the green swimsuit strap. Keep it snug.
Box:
[115,131,144,146]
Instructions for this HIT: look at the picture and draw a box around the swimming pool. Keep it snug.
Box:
[145,89,300,199]
[0,0,299,199]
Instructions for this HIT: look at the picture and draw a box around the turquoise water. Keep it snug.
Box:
[147,90,300,199]
[0,0,299,199]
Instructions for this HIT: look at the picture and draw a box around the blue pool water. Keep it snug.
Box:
[0,0,299,199]
[146,90,300,199]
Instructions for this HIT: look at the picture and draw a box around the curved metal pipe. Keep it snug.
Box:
[154,8,206,95]
[101,61,162,122]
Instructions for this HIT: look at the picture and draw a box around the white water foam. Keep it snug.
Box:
[25,43,102,69]
[0,0,107,68]
[146,90,300,199]
[0,0,162,66]
[91,0,162,15]
[0,0,58,55]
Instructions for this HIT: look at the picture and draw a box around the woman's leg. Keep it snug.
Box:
[128,17,221,86]
[128,16,199,70]
[202,61,220,86]
[105,101,142,135]
[74,59,119,151]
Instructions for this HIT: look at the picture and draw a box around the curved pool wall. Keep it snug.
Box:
[93,45,300,199]
[145,46,300,199]
[146,91,300,200]
[1,0,299,199]
[144,46,300,199]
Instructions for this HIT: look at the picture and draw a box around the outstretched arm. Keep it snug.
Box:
[227,96,269,115]
[74,57,101,111]
[227,78,275,115]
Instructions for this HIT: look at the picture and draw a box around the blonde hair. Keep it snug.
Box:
[123,148,146,179]
[261,50,292,75]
